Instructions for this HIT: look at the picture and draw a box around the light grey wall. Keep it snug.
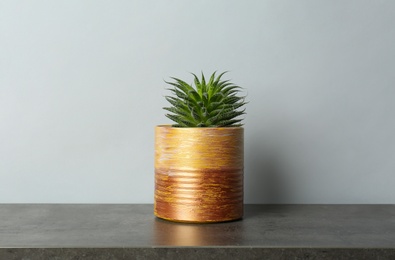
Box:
[1,1,394,203]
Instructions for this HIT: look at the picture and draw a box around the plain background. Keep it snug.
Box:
[1,0,394,203]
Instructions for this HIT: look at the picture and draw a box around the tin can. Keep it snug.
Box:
[154,125,244,223]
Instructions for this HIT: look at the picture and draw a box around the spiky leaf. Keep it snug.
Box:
[163,71,246,127]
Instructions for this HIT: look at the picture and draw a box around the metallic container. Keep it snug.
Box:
[154,125,244,223]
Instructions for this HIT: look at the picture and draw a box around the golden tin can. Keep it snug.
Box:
[154,125,244,223]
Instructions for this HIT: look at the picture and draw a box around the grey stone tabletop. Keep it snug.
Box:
[1,204,395,259]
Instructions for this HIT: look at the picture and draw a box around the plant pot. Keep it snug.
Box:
[154,125,244,223]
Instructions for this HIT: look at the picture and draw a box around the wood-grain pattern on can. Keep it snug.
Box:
[154,125,244,223]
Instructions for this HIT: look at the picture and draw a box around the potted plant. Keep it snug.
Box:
[154,71,246,223]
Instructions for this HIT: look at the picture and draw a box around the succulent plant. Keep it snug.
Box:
[164,71,246,127]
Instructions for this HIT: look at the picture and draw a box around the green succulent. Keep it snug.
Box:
[164,71,246,127]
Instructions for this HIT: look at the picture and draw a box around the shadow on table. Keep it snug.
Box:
[153,217,244,246]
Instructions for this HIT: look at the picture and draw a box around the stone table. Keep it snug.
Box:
[1,204,395,259]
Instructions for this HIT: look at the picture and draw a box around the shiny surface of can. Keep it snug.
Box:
[154,125,244,223]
